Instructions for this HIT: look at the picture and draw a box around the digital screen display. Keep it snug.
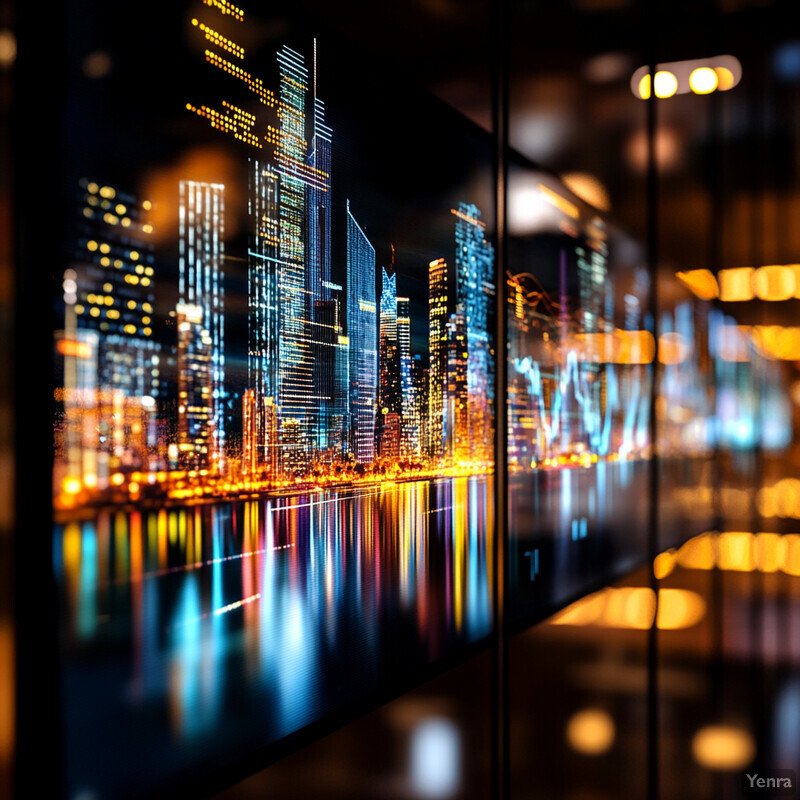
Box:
[52,3,494,796]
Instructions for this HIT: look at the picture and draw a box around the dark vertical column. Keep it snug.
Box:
[0,3,15,799]
[13,0,66,797]
[491,0,509,796]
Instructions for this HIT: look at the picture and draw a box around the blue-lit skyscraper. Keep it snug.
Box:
[307,60,335,456]
[246,159,281,477]
[306,56,333,301]
[178,180,225,471]
[378,265,401,458]
[397,296,416,457]
[275,45,314,474]
[453,203,495,464]
[347,201,377,464]
[329,281,350,457]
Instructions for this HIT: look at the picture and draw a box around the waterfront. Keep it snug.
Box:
[54,475,493,799]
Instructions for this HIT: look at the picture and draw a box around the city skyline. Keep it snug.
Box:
[54,20,497,506]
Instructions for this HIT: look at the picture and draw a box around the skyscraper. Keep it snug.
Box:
[347,201,377,465]
[328,281,350,458]
[412,353,429,457]
[63,179,161,488]
[306,61,333,298]
[246,159,281,477]
[446,305,469,462]
[397,296,416,457]
[72,179,159,399]
[177,180,225,471]
[275,45,315,474]
[307,52,335,458]
[176,302,213,469]
[428,257,449,461]
[452,203,495,465]
[245,44,333,477]
[378,265,401,459]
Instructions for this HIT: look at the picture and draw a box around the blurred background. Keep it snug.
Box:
[4,0,800,798]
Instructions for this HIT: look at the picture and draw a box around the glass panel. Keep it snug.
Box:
[51,3,495,796]
[507,164,651,623]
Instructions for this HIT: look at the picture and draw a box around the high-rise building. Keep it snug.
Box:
[275,45,315,474]
[452,203,495,465]
[57,320,99,492]
[446,305,469,462]
[378,266,401,459]
[412,354,429,457]
[73,179,160,398]
[64,179,161,486]
[177,180,225,471]
[347,201,377,465]
[428,257,449,461]
[307,55,335,458]
[244,43,335,477]
[328,280,351,459]
[311,296,339,458]
[396,296,416,458]
[247,159,281,477]
[176,303,213,469]
[306,68,333,299]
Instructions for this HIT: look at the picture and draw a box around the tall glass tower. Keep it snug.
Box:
[178,180,225,471]
[276,45,314,474]
[453,203,495,464]
[307,81,335,456]
[247,159,281,477]
[378,266,400,458]
[347,201,377,465]
[428,257,449,462]
[397,296,416,457]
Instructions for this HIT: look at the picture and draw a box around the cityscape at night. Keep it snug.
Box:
[9,0,800,798]
[50,6,499,796]
[53,18,497,511]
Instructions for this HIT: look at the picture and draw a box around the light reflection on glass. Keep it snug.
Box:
[54,476,492,797]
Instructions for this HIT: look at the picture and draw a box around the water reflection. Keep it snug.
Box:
[54,475,493,799]
[509,460,650,620]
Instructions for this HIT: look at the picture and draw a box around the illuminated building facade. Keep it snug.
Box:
[453,202,495,464]
[378,266,401,458]
[57,323,99,491]
[412,354,429,457]
[247,159,281,477]
[328,281,350,457]
[73,179,159,397]
[428,257,449,461]
[311,296,339,458]
[178,180,225,471]
[347,201,377,464]
[176,303,213,469]
[307,92,333,297]
[446,306,469,461]
[307,73,335,457]
[396,296,417,457]
[61,179,161,490]
[275,45,315,474]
